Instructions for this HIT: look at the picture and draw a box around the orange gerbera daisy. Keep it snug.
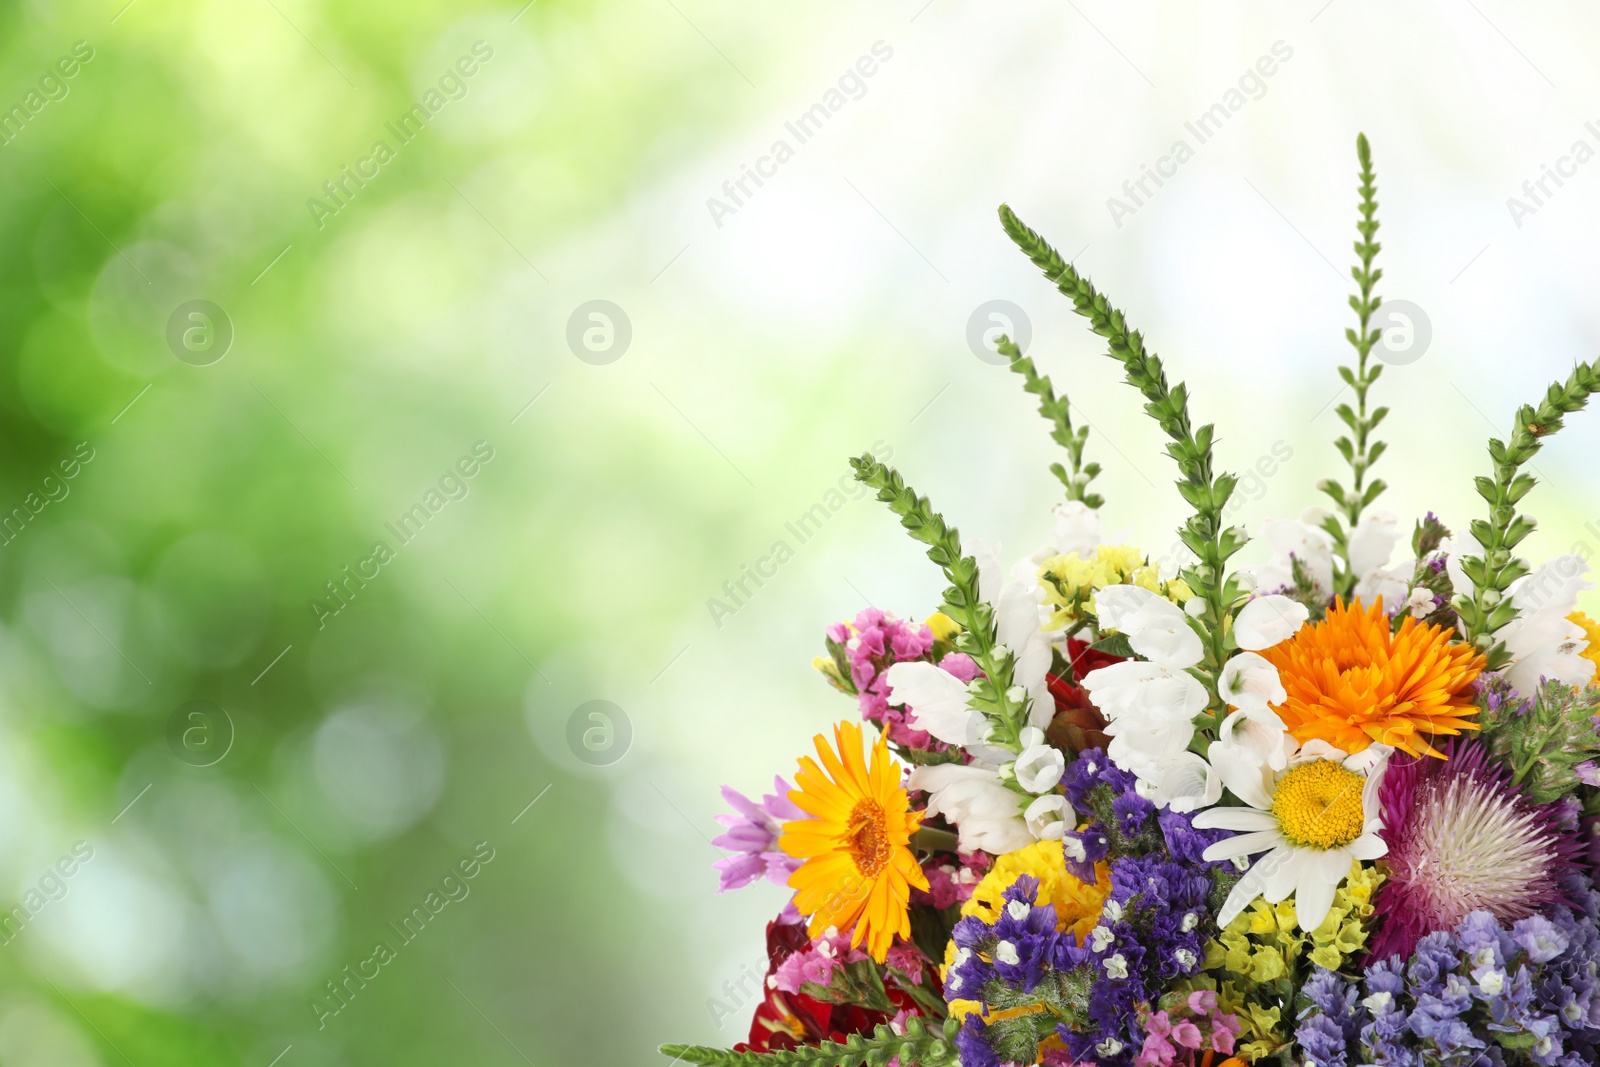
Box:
[1257,597,1486,759]
[779,721,928,961]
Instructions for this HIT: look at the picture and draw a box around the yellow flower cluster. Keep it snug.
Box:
[1188,862,1383,1062]
[1037,545,1193,630]
[962,840,1110,945]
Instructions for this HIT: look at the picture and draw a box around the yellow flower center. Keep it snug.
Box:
[1270,760,1367,848]
[848,799,892,877]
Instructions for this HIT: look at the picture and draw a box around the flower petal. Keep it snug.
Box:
[1234,595,1310,651]
[1201,829,1284,862]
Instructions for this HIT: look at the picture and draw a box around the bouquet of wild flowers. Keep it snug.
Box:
[660,136,1600,1067]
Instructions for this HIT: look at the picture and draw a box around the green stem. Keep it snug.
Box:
[1320,134,1390,598]
[1452,357,1600,662]
[660,1014,961,1066]
[850,455,1030,751]
[998,204,1246,716]
[1001,338,1103,509]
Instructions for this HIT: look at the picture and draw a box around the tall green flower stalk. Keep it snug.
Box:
[1001,338,1104,509]
[1319,133,1390,595]
[998,204,1246,716]
[662,1014,961,1065]
[1455,357,1600,663]
[848,454,1032,751]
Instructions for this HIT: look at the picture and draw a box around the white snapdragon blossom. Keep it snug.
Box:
[1239,509,1337,594]
[1013,727,1066,793]
[1347,511,1414,607]
[969,538,1062,731]
[1085,590,1300,794]
[1355,567,1410,608]
[1149,650,1293,814]
[1084,587,1212,792]
[1094,585,1204,668]
[1024,793,1071,840]
[1144,750,1222,813]
[883,660,984,747]
[908,763,1035,854]
[1438,535,1471,599]
[1205,703,1298,808]
[1052,500,1102,558]
[1083,658,1209,786]
[886,537,1064,751]
[1348,511,1402,575]
[1219,651,1287,709]
[1233,596,1309,651]
[1497,555,1597,696]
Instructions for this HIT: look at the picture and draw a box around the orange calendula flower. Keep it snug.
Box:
[780,721,928,962]
[1257,597,1486,759]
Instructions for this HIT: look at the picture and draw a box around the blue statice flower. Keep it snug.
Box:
[1294,880,1600,1067]
[1058,747,1163,883]
[1046,748,1232,1067]
[944,875,1095,1067]
[1060,853,1215,1067]
[1156,805,1231,866]
[1298,1012,1351,1067]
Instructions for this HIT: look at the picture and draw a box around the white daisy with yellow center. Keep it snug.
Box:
[1193,723,1390,932]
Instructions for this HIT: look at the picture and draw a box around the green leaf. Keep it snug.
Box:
[1089,632,1137,658]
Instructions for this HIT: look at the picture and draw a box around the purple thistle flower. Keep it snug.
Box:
[1371,738,1583,961]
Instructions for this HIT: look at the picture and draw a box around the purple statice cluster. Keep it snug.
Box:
[823,608,977,749]
[1058,748,1231,884]
[944,875,1095,1067]
[1049,749,1234,1067]
[1295,881,1600,1067]
[1062,854,1217,1067]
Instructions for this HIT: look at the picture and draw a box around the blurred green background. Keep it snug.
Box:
[1,1,1600,1063]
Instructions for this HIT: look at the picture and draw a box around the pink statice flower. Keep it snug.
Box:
[938,651,980,684]
[771,927,867,994]
[884,942,926,983]
[1135,990,1239,1067]
[711,776,803,893]
[827,608,978,749]
[915,851,990,909]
